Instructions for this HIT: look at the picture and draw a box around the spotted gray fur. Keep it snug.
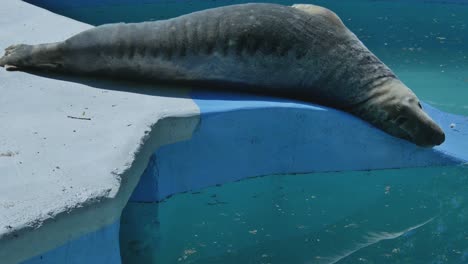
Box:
[0,3,445,146]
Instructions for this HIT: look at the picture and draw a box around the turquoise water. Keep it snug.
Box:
[43,0,468,263]
[123,166,468,263]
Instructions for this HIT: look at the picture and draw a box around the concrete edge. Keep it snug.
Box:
[1,113,200,264]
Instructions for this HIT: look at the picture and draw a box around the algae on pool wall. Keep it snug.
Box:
[120,202,160,263]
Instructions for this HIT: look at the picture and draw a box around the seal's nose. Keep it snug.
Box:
[431,128,445,146]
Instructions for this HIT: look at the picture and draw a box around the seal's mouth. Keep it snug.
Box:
[399,120,445,147]
[420,126,445,147]
[398,126,414,142]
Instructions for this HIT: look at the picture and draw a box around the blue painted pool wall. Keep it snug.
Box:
[25,0,160,10]
[21,220,121,264]
[122,155,161,261]
[128,92,466,203]
[120,202,160,263]
[129,154,160,202]
[24,0,468,10]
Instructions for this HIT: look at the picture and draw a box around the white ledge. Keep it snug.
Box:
[0,1,199,263]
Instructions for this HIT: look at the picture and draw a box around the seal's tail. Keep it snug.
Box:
[0,43,64,71]
[0,44,34,71]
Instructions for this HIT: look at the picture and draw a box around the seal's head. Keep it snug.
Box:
[389,94,445,147]
[354,78,445,147]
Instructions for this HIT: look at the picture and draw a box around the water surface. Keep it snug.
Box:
[124,166,468,263]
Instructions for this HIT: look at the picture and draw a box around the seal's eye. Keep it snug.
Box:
[395,116,409,126]
[418,102,422,109]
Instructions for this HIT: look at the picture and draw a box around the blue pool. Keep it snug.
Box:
[23,0,468,263]
[125,166,468,263]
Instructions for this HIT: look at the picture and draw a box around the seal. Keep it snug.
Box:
[0,3,445,147]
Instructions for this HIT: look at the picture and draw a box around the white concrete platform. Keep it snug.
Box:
[0,1,199,263]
